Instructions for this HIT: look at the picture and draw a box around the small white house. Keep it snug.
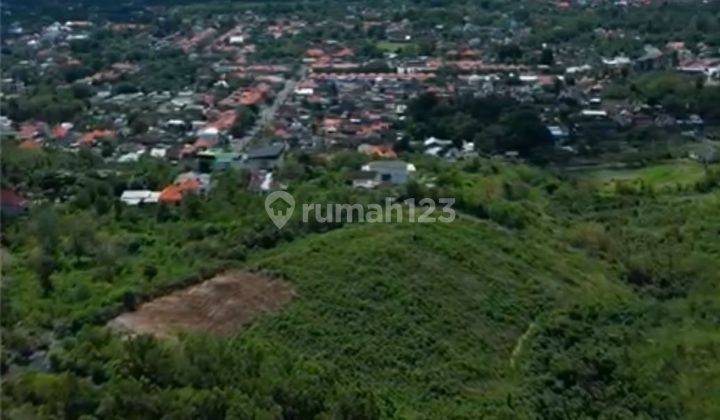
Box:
[361,161,416,185]
[602,56,632,67]
[150,148,167,158]
[294,87,314,96]
[352,171,380,189]
[197,126,220,140]
[581,109,608,118]
[118,151,143,163]
[120,190,160,205]
[424,136,453,148]
[229,35,244,45]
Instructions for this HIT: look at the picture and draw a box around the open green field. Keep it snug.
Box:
[572,160,708,194]
[376,41,417,53]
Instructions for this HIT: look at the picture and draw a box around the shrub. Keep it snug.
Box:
[566,222,613,257]
[142,265,158,282]
[122,291,138,311]
[487,201,528,229]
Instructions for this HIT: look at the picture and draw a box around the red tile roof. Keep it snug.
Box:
[205,110,237,132]
[178,178,201,192]
[159,185,183,204]
[79,129,115,146]
[240,90,263,106]
[18,122,45,140]
[193,138,217,149]
[52,124,71,139]
[158,176,203,204]
[306,48,325,57]
[19,140,42,150]
[333,48,355,58]
[365,145,397,159]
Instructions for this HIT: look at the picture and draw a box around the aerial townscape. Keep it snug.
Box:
[1,0,719,418]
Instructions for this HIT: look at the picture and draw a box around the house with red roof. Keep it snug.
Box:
[306,48,325,58]
[18,121,48,141]
[158,185,184,204]
[333,48,355,58]
[157,172,211,204]
[204,110,237,133]
[52,123,73,140]
[219,87,267,108]
[193,138,218,150]
[77,129,115,147]
[18,140,42,151]
[358,144,398,159]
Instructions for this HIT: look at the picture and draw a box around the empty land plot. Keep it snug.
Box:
[109,271,294,338]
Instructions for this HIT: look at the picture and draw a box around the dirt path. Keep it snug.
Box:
[108,271,295,338]
[510,321,536,368]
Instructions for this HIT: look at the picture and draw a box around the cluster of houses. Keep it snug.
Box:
[1,1,719,213]
[120,172,211,206]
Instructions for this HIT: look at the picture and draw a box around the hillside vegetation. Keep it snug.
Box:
[2,147,720,418]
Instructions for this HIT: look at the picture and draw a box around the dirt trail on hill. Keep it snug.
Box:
[108,271,294,338]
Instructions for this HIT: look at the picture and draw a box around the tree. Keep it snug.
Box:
[34,208,59,256]
[101,140,116,158]
[404,179,426,201]
[497,44,523,63]
[142,265,158,282]
[499,109,552,155]
[122,291,138,311]
[332,388,381,420]
[114,82,139,95]
[156,204,173,222]
[474,124,505,153]
[94,196,111,216]
[71,83,93,100]
[407,92,439,121]
[359,42,382,59]
[182,194,203,220]
[540,48,554,66]
[34,250,56,295]
[130,118,149,135]
[230,106,257,138]
[276,158,307,182]
[66,217,96,263]
[94,241,123,282]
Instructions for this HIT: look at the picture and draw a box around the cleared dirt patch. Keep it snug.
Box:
[108,271,294,338]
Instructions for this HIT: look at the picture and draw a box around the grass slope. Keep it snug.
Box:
[244,218,626,416]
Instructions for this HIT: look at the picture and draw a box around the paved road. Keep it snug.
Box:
[232,65,307,152]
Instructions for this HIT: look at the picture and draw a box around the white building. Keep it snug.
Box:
[120,190,160,205]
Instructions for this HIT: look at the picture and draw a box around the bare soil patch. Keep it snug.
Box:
[108,271,294,338]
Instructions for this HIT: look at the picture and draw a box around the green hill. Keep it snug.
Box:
[242,219,628,416]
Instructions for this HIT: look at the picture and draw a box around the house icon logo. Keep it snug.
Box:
[265,191,295,229]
